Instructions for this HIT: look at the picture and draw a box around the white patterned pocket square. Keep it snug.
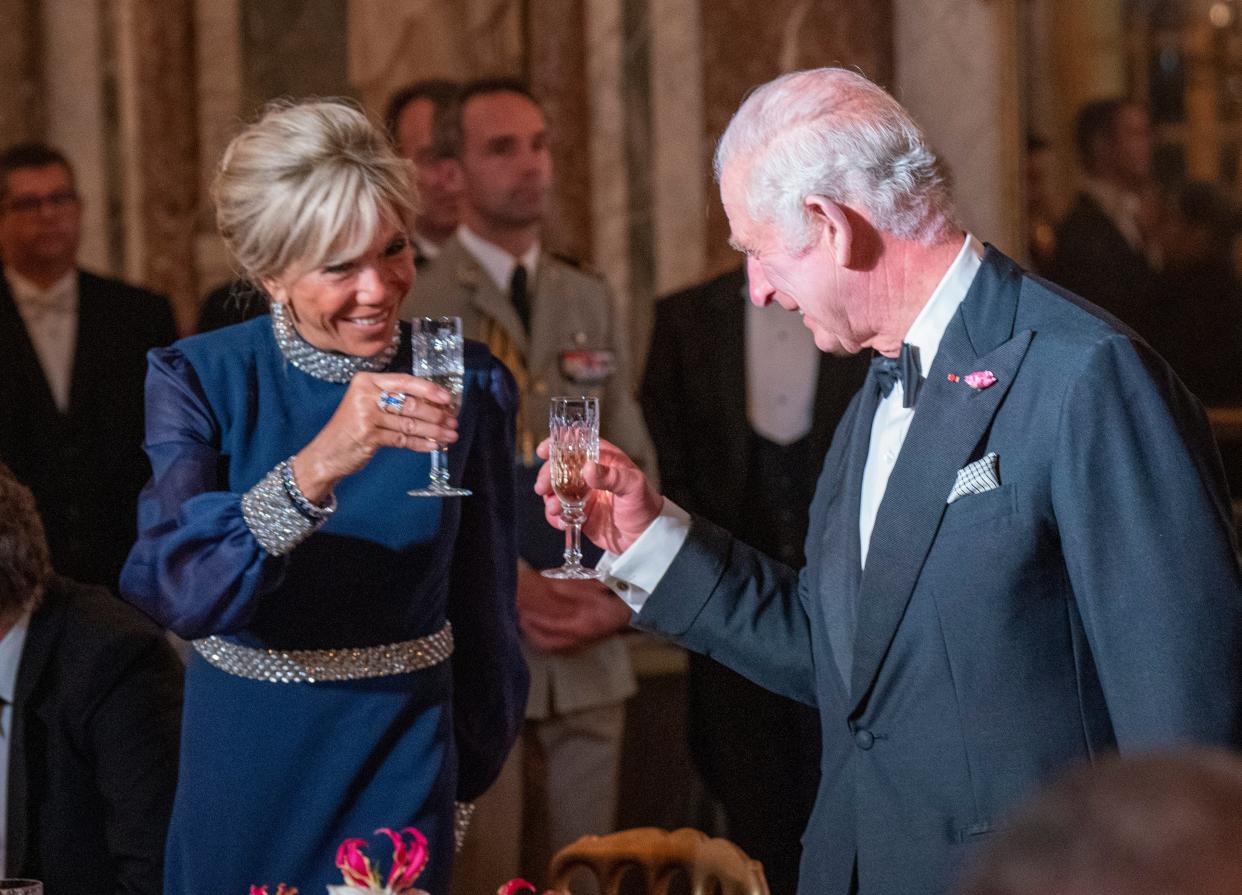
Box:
[947,452,1001,504]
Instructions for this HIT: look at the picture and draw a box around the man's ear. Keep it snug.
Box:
[805,195,852,267]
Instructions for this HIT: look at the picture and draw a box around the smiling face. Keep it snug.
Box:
[721,161,867,355]
[263,219,414,357]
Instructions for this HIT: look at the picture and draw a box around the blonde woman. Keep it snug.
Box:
[122,100,526,894]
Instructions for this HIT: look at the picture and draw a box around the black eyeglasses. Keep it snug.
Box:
[3,190,80,215]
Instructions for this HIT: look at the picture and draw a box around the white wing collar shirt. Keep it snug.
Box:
[600,234,985,611]
[5,267,78,413]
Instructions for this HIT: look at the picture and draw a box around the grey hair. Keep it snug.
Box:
[715,68,955,250]
[212,99,420,284]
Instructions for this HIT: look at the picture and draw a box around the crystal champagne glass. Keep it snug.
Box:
[543,396,601,580]
[407,316,471,497]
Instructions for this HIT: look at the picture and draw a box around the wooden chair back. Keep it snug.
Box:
[548,827,770,895]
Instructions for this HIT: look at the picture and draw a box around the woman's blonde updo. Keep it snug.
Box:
[212,99,419,285]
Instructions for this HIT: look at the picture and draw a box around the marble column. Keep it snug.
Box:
[43,0,110,274]
[1048,0,1126,205]
[115,0,200,330]
[0,0,44,146]
[193,0,244,295]
[894,0,1024,257]
[347,0,523,116]
[701,0,895,276]
[529,0,594,265]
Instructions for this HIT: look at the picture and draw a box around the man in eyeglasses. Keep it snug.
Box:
[0,142,176,590]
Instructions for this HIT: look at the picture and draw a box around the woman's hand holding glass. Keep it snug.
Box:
[289,371,459,505]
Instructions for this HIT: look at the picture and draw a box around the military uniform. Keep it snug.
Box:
[403,231,656,886]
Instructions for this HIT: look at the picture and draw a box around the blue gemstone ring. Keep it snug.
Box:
[377,390,408,414]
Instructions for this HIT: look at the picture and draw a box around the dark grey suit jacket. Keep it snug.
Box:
[0,268,176,587]
[637,249,1242,895]
[8,576,183,894]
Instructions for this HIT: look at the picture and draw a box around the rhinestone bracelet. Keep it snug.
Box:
[241,462,323,556]
[279,456,336,523]
[454,800,476,852]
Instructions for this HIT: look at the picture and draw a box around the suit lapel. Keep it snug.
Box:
[8,590,65,876]
[0,271,61,420]
[818,371,879,689]
[849,249,1033,709]
[67,272,95,415]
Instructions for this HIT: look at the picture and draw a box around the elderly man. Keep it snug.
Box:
[0,462,182,894]
[0,143,176,587]
[537,68,1242,895]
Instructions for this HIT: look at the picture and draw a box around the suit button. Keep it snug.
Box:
[854,729,875,750]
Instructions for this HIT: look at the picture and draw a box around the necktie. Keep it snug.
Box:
[871,343,923,408]
[509,264,531,333]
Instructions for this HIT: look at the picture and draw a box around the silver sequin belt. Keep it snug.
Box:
[193,622,454,683]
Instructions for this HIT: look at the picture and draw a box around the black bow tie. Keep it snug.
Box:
[871,343,923,408]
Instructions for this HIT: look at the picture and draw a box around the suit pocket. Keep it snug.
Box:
[938,483,1017,532]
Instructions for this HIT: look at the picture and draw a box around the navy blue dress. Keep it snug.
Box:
[121,318,527,894]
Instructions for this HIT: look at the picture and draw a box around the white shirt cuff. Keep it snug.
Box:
[595,498,692,614]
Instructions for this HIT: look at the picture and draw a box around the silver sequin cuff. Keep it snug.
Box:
[454,801,476,852]
[193,622,454,683]
[241,460,325,556]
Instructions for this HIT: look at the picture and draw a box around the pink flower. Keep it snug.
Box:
[336,837,380,889]
[963,370,997,390]
[377,827,429,891]
[250,885,298,895]
[499,881,537,895]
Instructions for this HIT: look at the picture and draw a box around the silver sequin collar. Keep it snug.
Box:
[270,301,400,383]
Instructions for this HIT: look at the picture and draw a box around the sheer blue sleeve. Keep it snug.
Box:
[120,347,285,639]
[450,346,528,801]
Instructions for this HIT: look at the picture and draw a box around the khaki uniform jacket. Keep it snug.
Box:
[403,234,656,719]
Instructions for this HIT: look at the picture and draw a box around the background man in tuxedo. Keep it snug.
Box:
[0,462,182,894]
[403,78,656,891]
[385,79,464,266]
[537,68,1242,895]
[641,266,868,895]
[0,143,176,588]
[1048,99,1160,337]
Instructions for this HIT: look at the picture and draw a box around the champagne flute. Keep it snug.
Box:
[407,316,471,497]
[543,396,601,580]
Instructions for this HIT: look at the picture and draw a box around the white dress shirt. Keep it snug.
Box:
[0,609,32,874]
[413,233,443,263]
[599,234,984,613]
[456,224,540,292]
[5,268,78,413]
[858,235,981,565]
[746,293,819,445]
